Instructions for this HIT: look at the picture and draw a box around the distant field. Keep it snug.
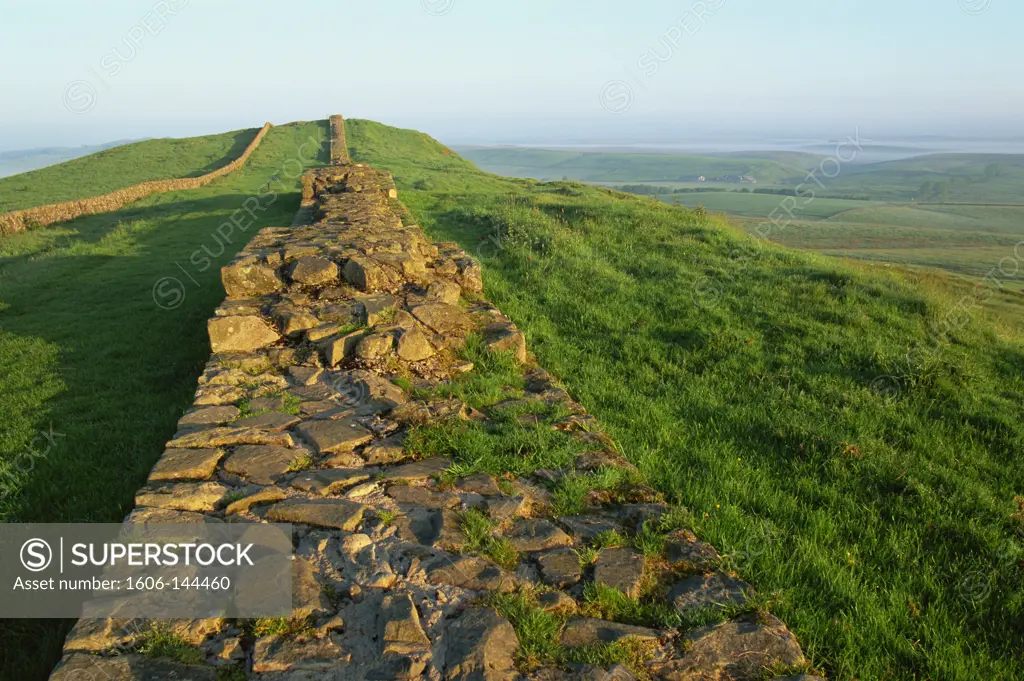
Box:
[668,191,881,220]
[824,153,1024,202]
[0,128,261,213]
[458,147,814,185]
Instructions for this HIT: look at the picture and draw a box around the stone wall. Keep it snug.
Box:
[47,122,821,681]
[329,115,350,166]
[0,122,272,236]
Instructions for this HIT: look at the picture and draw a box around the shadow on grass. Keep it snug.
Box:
[0,191,300,681]
[189,128,262,177]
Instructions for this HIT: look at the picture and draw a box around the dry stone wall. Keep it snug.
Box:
[0,122,272,236]
[48,120,822,681]
[329,115,350,166]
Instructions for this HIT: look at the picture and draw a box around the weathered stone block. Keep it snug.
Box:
[221,261,282,299]
[207,315,280,353]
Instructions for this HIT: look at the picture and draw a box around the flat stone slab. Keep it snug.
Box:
[396,325,435,361]
[665,528,722,570]
[148,448,223,482]
[394,507,439,546]
[291,383,336,401]
[485,496,526,521]
[455,472,502,496]
[178,406,239,428]
[221,260,282,299]
[537,548,583,588]
[224,445,305,485]
[409,302,474,335]
[537,590,578,614]
[267,499,366,530]
[559,515,622,541]
[167,427,293,449]
[291,468,376,495]
[252,634,343,673]
[363,434,408,464]
[248,395,287,412]
[295,418,374,454]
[387,484,461,509]
[669,572,752,616]
[225,487,287,515]
[51,653,217,681]
[232,411,300,431]
[380,593,431,655]
[594,547,646,598]
[135,482,230,512]
[384,457,452,481]
[292,557,332,620]
[208,315,280,353]
[445,607,519,681]
[502,518,573,552]
[287,365,323,386]
[424,554,520,592]
[656,614,804,680]
[560,617,661,647]
[125,507,216,525]
[288,255,339,285]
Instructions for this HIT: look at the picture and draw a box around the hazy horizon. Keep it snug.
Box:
[2,0,1020,153]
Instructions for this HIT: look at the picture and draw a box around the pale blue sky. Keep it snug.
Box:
[0,0,1020,150]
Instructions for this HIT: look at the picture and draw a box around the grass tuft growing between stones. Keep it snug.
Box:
[405,410,587,481]
[591,530,629,550]
[248,617,314,639]
[550,468,644,516]
[459,508,520,570]
[286,453,314,472]
[484,589,657,678]
[136,625,205,665]
[580,582,680,630]
[562,639,658,681]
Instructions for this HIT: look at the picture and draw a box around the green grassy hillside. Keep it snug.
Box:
[351,120,1024,681]
[0,127,262,213]
[0,140,137,180]
[0,120,328,681]
[472,148,1024,321]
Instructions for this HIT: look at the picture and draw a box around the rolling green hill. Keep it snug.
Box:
[1,119,1022,681]
[354,120,1024,681]
[463,146,1024,323]
[0,127,263,213]
[0,140,138,180]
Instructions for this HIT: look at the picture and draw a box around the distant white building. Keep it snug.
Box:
[698,176,706,182]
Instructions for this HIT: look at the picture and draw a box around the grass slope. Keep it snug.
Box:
[0,140,138,180]
[349,119,1024,681]
[0,128,262,213]
[0,120,328,681]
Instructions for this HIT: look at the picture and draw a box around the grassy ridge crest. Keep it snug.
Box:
[350,119,1024,681]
